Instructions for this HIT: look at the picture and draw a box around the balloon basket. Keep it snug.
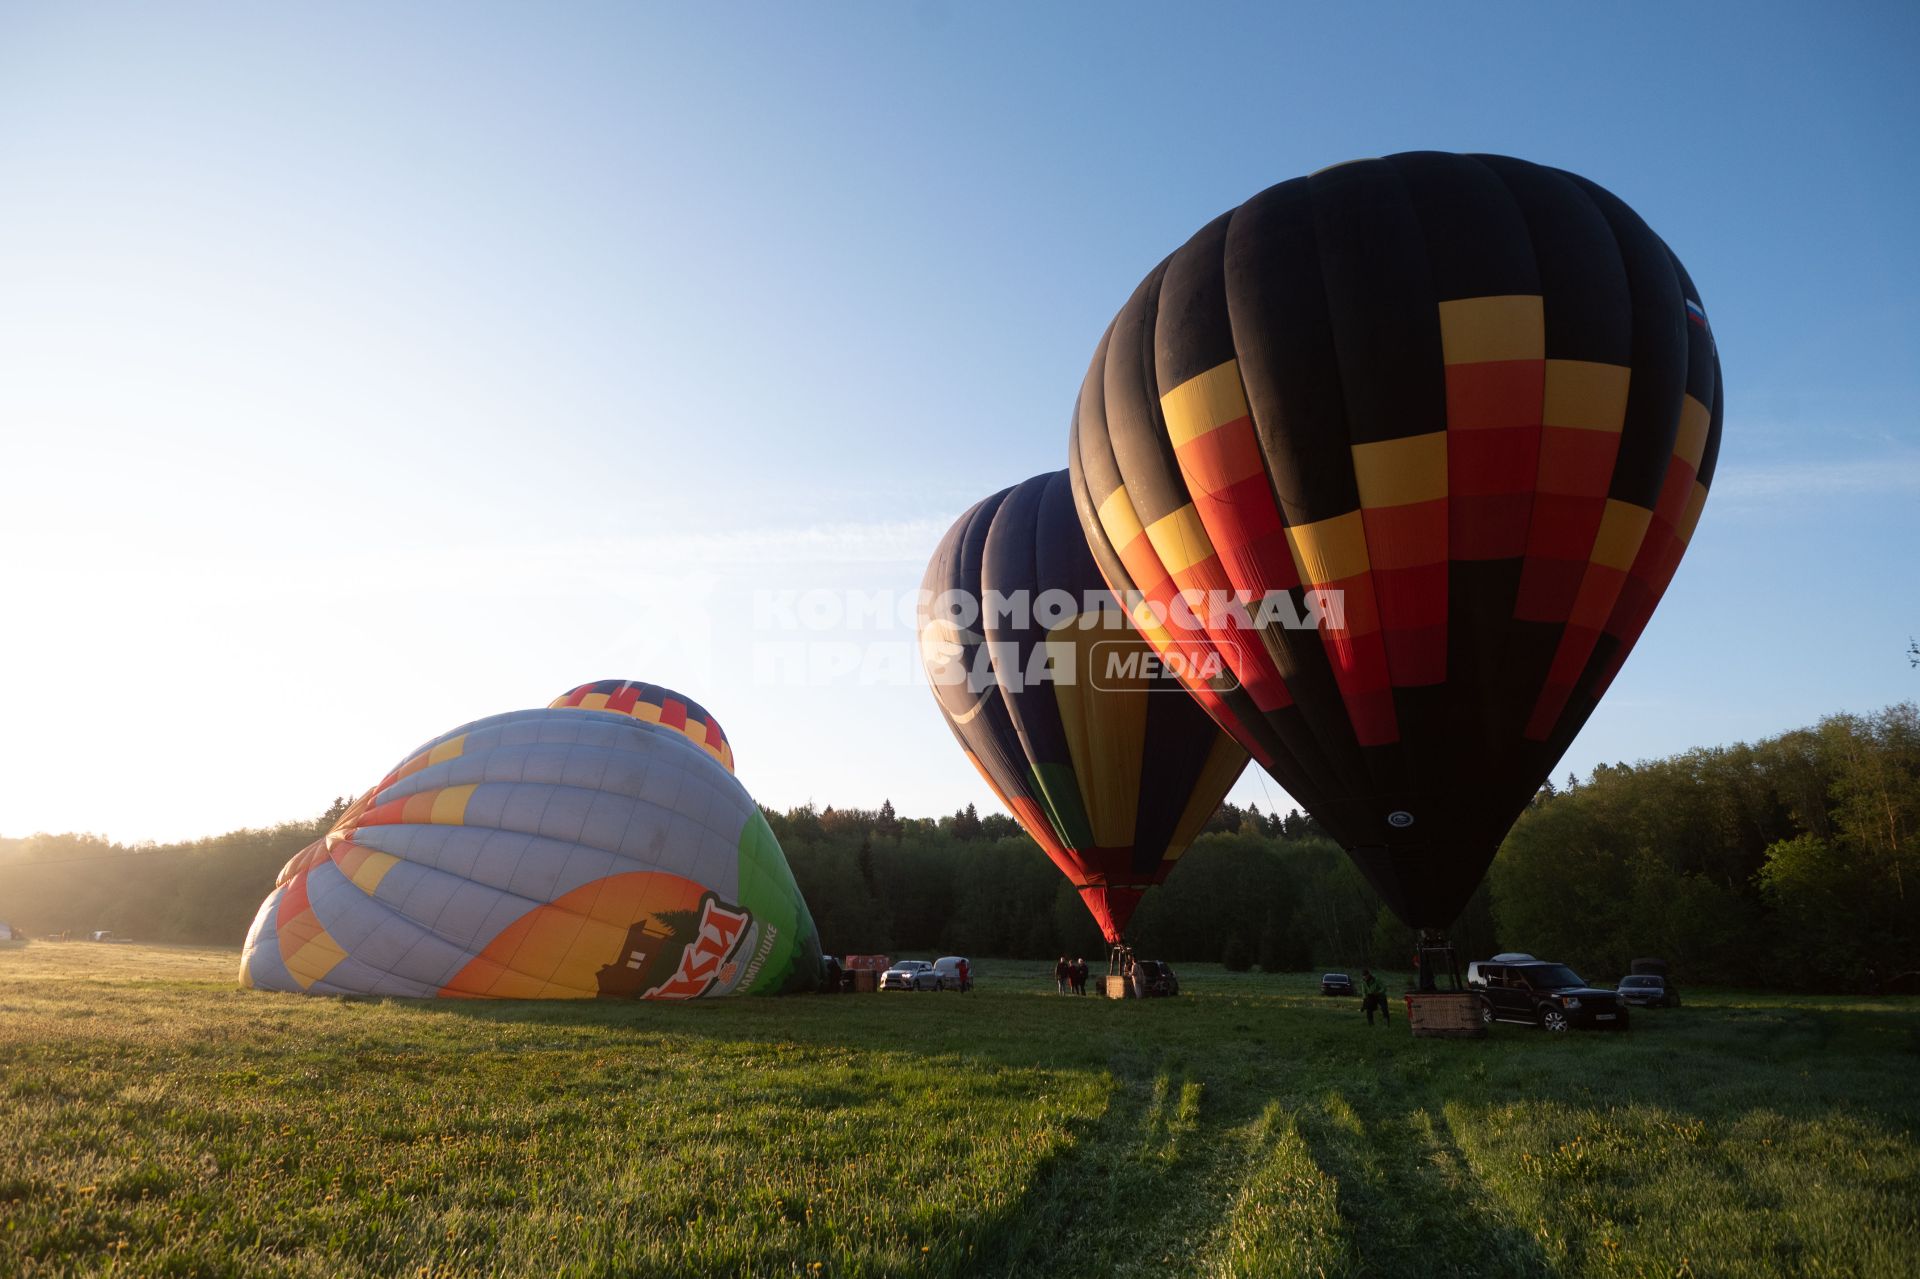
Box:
[1403,991,1485,1038]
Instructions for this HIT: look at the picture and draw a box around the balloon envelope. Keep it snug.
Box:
[550,679,734,773]
[920,470,1248,942]
[1069,152,1721,928]
[240,706,821,997]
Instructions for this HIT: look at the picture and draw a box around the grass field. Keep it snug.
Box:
[1,943,1916,1278]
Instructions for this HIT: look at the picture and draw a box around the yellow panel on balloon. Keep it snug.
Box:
[1048,623,1146,849]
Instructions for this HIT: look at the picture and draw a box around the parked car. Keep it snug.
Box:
[1616,974,1681,1007]
[1321,972,1355,996]
[929,956,972,991]
[1135,959,1180,997]
[879,960,939,991]
[1469,959,1628,1031]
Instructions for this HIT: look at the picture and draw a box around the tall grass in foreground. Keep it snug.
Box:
[1,944,1915,1277]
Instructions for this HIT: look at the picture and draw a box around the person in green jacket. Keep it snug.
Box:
[1360,969,1390,1026]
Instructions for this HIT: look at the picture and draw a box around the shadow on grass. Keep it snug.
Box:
[949,1056,1273,1279]
[409,995,1296,1275]
[1294,1091,1553,1278]
[374,989,1920,1277]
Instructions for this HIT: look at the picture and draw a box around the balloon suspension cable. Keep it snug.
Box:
[1254,772,1281,819]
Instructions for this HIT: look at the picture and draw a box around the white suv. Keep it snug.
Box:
[1466,953,1537,987]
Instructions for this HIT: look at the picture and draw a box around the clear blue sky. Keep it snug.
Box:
[1,2,1915,840]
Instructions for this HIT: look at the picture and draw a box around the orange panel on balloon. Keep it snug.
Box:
[439,871,708,999]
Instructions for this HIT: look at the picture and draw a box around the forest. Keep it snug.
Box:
[2,704,1914,990]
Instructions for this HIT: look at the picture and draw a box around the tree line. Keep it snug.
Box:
[2,704,1913,990]
[1491,703,1918,988]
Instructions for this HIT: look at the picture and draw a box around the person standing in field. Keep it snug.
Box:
[957,957,970,992]
[1072,957,1087,995]
[1055,956,1071,994]
[1360,969,1390,1025]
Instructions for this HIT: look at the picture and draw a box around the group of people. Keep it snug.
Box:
[1054,955,1091,995]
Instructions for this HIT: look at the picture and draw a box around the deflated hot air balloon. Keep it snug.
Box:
[1070,152,1721,936]
[240,704,822,998]
[550,680,734,773]
[919,469,1248,943]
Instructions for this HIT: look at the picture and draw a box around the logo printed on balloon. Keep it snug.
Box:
[643,895,757,1000]
[1388,811,1415,829]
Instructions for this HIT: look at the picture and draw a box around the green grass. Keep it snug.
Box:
[1,945,1915,1277]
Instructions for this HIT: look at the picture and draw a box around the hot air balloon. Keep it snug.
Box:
[240,703,822,998]
[919,469,1248,943]
[1070,152,1721,952]
[550,679,734,773]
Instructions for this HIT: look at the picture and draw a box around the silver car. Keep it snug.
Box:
[880,960,938,991]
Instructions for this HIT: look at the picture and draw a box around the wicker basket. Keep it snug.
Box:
[1104,974,1133,1000]
[1404,991,1486,1038]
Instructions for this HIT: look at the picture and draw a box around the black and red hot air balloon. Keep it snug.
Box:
[1069,152,1721,956]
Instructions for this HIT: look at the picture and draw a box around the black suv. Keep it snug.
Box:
[1136,960,1179,997]
[1470,960,1628,1032]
